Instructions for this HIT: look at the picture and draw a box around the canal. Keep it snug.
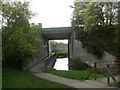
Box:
[53,58,68,70]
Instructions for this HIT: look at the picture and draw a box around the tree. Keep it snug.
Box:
[50,41,68,52]
[72,2,119,58]
[49,41,58,51]
[84,2,104,32]
[103,2,118,26]
[71,2,89,28]
[114,1,120,59]
[2,1,40,68]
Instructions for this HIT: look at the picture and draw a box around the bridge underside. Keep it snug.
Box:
[42,27,72,40]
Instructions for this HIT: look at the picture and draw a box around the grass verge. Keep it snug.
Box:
[3,67,76,88]
[56,50,68,58]
[56,50,68,54]
[44,68,105,81]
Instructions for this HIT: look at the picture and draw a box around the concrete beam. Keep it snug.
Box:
[42,27,73,40]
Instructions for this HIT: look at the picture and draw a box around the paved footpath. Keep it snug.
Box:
[33,72,118,88]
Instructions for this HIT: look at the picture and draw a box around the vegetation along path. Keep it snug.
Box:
[33,72,117,88]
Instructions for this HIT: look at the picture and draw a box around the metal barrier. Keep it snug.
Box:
[44,53,57,68]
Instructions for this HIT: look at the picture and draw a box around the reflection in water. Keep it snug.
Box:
[53,58,68,70]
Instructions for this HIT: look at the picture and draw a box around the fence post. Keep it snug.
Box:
[107,64,110,84]
[94,63,97,80]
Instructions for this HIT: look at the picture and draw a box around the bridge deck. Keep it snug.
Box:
[42,27,73,40]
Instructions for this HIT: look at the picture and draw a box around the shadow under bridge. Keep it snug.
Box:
[42,27,73,68]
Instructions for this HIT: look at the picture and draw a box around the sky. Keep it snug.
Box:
[51,40,68,44]
[29,0,74,28]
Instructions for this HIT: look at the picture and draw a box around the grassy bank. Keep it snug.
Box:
[2,67,75,88]
[56,50,68,54]
[44,68,105,81]
[56,50,68,58]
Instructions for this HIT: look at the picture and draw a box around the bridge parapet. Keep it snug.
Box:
[43,27,72,32]
[44,53,57,68]
[42,27,73,40]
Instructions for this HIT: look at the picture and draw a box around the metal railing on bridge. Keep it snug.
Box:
[44,53,57,68]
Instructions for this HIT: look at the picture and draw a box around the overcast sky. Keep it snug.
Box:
[28,0,74,28]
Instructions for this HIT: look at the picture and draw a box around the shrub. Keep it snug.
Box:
[69,58,91,70]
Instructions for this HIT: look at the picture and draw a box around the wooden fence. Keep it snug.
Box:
[86,60,119,87]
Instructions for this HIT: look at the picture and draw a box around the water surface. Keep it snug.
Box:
[53,58,68,70]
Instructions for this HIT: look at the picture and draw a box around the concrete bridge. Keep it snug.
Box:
[23,26,116,71]
[42,27,74,69]
[43,27,73,40]
[42,27,73,58]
